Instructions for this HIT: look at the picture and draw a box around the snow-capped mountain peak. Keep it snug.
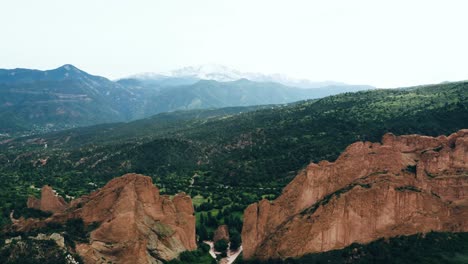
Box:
[125,64,353,89]
[170,64,245,82]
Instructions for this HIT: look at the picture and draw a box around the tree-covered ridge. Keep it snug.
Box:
[183,81,467,185]
[1,105,271,149]
[0,81,466,236]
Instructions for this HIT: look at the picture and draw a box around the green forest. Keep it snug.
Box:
[0,81,467,262]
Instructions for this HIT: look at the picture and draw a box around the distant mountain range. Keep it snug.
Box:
[0,64,374,135]
[125,64,356,89]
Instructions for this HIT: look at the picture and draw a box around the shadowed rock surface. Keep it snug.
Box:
[27,185,68,213]
[242,129,468,260]
[213,225,230,243]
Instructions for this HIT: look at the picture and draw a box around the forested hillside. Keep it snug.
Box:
[0,81,466,238]
[0,65,370,136]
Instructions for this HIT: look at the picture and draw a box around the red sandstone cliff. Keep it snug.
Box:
[242,130,468,260]
[19,173,196,264]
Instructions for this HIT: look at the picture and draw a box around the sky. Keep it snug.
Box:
[1,0,467,88]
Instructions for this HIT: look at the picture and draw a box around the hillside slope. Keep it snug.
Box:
[0,65,136,134]
[0,81,466,229]
[0,65,371,136]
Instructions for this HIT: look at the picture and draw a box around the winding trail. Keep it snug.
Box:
[203,241,243,264]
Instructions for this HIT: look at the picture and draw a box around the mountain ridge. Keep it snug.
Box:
[0,64,107,84]
[0,64,374,136]
[124,63,368,89]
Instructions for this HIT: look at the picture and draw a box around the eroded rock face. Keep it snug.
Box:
[20,173,196,264]
[27,185,68,213]
[242,130,468,260]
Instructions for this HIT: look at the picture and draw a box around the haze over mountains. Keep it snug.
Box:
[126,64,353,88]
[0,64,373,135]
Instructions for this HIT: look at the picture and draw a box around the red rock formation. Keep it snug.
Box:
[27,185,68,213]
[20,173,196,264]
[213,225,230,243]
[242,130,468,260]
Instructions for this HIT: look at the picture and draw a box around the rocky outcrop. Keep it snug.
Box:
[27,185,68,213]
[242,130,468,260]
[18,173,196,264]
[213,225,230,243]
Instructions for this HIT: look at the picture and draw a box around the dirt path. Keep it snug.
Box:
[189,173,198,187]
[203,241,243,264]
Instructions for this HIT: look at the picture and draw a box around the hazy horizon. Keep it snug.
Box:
[1,0,467,88]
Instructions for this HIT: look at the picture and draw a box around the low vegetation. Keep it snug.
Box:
[167,243,216,264]
[237,232,468,264]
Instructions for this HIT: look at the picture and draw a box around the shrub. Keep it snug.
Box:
[214,239,228,253]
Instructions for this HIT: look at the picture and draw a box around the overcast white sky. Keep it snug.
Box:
[1,0,467,87]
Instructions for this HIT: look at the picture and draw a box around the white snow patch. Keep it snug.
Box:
[125,64,350,88]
